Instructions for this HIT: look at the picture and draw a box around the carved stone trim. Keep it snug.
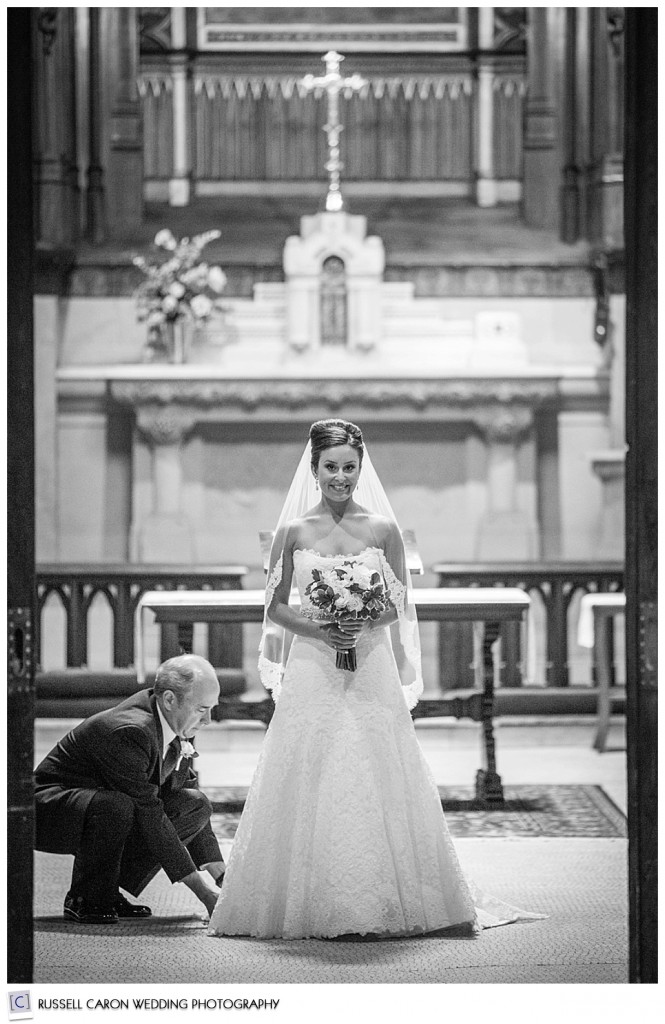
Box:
[473,405,534,444]
[112,378,559,413]
[136,406,196,445]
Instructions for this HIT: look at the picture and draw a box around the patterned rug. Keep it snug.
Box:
[208,784,626,841]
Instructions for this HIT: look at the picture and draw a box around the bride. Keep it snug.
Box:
[208,419,544,940]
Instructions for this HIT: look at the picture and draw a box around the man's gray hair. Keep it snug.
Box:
[154,654,212,705]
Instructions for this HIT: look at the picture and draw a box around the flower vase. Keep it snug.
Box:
[143,325,170,363]
[165,319,188,364]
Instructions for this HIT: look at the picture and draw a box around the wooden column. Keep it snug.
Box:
[86,7,106,242]
[169,7,191,206]
[587,9,624,249]
[574,7,592,240]
[522,7,559,228]
[475,7,497,207]
[7,8,35,984]
[33,7,78,245]
[103,8,143,237]
[624,8,658,986]
[560,8,580,242]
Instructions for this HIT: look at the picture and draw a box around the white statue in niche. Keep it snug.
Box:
[283,211,385,353]
[320,256,347,347]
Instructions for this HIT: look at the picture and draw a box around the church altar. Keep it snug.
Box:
[51,198,609,574]
[38,38,615,586]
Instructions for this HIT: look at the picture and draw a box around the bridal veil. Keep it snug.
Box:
[258,440,423,709]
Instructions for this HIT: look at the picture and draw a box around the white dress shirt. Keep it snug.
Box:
[155,702,179,758]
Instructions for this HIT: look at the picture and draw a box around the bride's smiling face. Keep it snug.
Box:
[315,444,361,503]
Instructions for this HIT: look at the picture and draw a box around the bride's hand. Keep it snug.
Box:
[336,616,370,641]
[319,622,358,651]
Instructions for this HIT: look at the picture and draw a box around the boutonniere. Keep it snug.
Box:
[175,739,199,771]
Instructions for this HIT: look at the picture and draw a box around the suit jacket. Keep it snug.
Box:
[34,688,207,882]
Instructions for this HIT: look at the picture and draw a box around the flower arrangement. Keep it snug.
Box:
[305,560,387,671]
[133,229,228,358]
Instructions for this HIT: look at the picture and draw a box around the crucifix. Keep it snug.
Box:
[300,51,367,212]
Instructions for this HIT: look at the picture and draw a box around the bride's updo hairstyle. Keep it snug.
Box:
[309,419,364,471]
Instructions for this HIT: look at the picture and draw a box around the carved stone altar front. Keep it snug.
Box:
[71,368,605,568]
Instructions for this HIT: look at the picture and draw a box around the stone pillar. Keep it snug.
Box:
[589,294,626,558]
[474,407,537,560]
[285,269,320,352]
[589,452,624,558]
[169,8,191,207]
[103,8,143,237]
[135,408,196,562]
[522,7,560,229]
[347,273,382,352]
[475,7,498,208]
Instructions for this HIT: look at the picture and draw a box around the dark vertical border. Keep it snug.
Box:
[624,8,658,985]
[7,9,36,983]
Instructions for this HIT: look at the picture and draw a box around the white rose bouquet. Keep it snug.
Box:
[305,560,387,671]
[133,229,228,335]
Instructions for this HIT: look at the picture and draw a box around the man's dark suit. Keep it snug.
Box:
[34,688,222,902]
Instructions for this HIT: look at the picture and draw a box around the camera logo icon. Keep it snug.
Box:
[8,992,32,1020]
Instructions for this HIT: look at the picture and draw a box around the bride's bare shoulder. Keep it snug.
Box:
[282,512,321,548]
[362,512,398,543]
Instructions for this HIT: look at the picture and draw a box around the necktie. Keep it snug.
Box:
[161,736,181,783]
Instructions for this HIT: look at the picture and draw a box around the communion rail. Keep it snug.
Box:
[35,564,248,671]
[434,562,624,691]
[36,562,624,693]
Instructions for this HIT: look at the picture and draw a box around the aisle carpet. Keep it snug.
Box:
[33,838,627,984]
[208,784,626,840]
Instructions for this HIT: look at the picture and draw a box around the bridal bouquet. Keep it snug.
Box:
[305,560,387,671]
[133,229,227,329]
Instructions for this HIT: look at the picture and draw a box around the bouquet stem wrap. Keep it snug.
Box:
[336,647,357,672]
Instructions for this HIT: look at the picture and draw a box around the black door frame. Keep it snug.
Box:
[5,6,658,985]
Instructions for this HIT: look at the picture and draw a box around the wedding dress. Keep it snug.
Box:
[208,547,543,940]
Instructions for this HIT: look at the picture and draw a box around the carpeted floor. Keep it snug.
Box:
[208,784,627,840]
[34,835,628,985]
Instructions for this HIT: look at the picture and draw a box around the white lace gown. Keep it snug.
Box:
[208,548,541,940]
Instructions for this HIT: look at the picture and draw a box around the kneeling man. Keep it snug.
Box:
[34,654,225,924]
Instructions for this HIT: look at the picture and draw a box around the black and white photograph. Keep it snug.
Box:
[6,2,657,1014]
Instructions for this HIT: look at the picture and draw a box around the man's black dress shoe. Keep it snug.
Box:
[63,894,118,925]
[114,892,152,918]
